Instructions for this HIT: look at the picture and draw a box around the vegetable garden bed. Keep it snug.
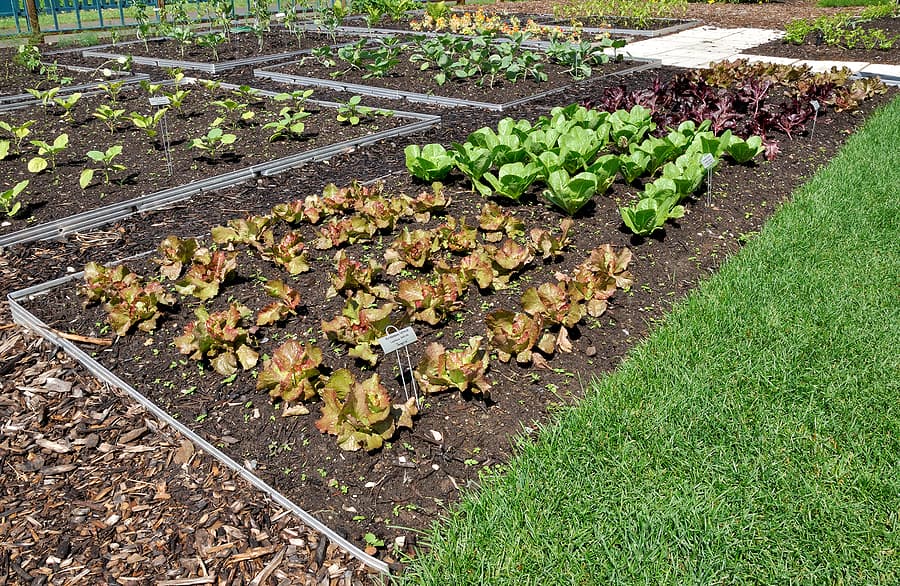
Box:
[6,57,893,572]
[254,33,652,110]
[749,15,900,66]
[0,45,148,108]
[0,77,438,247]
[77,31,372,74]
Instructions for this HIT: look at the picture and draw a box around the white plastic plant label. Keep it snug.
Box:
[378,326,417,354]
[149,96,171,107]
[700,153,715,169]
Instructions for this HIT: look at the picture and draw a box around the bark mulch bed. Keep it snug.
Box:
[0,80,408,238]
[749,16,900,64]
[0,319,381,585]
[4,61,895,579]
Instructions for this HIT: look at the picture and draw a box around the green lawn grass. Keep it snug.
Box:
[399,96,900,584]
[817,0,891,7]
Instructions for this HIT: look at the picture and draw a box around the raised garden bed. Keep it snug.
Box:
[0,78,438,247]
[77,31,372,74]
[748,15,900,65]
[0,45,147,108]
[7,56,893,574]
[255,34,653,110]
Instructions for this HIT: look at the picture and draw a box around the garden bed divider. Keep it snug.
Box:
[0,80,440,248]
[254,57,661,111]
[7,271,391,576]
[0,71,150,111]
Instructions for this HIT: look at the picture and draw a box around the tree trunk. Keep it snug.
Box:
[24,0,42,43]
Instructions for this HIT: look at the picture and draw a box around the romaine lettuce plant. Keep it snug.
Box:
[256,340,323,403]
[619,192,685,237]
[174,303,259,377]
[480,161,540,201]
[415,337,491,397]
[405,143,455,182]
[542,169,601,216]
[724,134,764,163]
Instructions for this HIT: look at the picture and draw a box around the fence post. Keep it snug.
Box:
[24,0,43,42]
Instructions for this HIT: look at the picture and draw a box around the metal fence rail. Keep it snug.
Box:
[1,0,331,38]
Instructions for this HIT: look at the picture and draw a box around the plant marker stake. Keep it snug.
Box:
[377,326,420,409]
[701,153,715,207]
[810,100,820,142]
[150,95,174,177]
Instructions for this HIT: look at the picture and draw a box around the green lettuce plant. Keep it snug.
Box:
[405,143,455,182]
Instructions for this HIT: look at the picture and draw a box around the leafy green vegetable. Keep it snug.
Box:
[620,192,685,237]
[405,143,455,182]
[724,134,765,163]
[481,161,540,200]
[415,337,491,397]
[257,340,323,403]
[542,169,600,216]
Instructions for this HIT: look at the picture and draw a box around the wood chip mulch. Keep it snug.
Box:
[0,306,381,585]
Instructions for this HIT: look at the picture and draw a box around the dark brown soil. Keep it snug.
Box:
[750,16,900,64]
[0,46,112,97]
[270,51,637,105]
[9,62,893,567]
[0,81,409,238]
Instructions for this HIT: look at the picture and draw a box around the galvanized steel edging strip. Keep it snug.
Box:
[0,73,151,111]
[0,82,440,249]
[7,276,390,576]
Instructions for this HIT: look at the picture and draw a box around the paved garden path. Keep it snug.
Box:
[622,25,900,84]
